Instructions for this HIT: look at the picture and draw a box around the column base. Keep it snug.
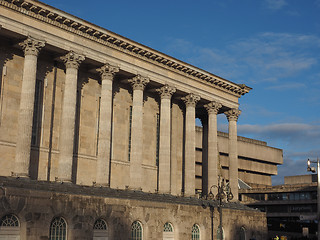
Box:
[11,172,29,179]
[158,190,171,195]
[54,177,72,183]
[126,186,142,191]
[93,182,110,188]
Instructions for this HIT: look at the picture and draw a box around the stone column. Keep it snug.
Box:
[57,51,85,182]
[182,93,200,196]
[128,75,149,190]
[225,108,241,201]
[13,37,45,178]
[156,84,176,193]
[95,64,119,186]
[204,101,222,195]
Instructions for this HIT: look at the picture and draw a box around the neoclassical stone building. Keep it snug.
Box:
[0,0,282,239]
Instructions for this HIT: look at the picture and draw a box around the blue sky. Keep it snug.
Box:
[41,0,320,185]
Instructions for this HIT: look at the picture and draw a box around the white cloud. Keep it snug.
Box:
[264,0,287,10]
[272,149,319,185]
[165,32,320,85]
[231,123,320,185]
[216,122,320,185]
[237,123,320,141]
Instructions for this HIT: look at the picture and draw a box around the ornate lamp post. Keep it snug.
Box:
[207,175,233,240]
[307,158,320,240]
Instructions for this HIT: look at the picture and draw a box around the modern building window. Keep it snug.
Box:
[191,224,200,240]
[163,222,174,240]
[93,219,108,240]
[131,221,143,240]
[49,217,67,240]
[240,227,246,240]
[128,106,133,161]
[0,214,20,239]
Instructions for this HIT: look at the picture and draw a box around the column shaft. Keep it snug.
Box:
[205,101,222,195]
[57,51,84,182]
[208,113,218,193]
[157,84,175,193]
[182,93,200,196]
[128,75,149,189]
[225,108,241,201]
[96,64,118,186]
[14,37,45,177]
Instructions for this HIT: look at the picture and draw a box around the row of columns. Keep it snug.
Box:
[12,37,241,200]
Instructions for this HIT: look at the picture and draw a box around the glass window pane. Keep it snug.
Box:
[49,217,67,240]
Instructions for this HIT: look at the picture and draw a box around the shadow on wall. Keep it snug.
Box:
[29,59,54,180]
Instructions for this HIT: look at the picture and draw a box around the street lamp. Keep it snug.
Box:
[307,158,320,240]
[207,175,233,240]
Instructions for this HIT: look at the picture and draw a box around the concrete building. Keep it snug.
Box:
[240,175,318,239]
[0,0,282,239]
[195,128,283,192]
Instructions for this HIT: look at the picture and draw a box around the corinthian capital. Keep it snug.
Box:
[19,37,45,57]
[204,101,222,115]
[156,84,176,99]
[97,64,119,80]
[182,93,200,107]
[61,51,85,69]
[225,108,241,122]
[128,74,150,91]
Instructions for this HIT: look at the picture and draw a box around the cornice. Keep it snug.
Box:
[0,0,252,97]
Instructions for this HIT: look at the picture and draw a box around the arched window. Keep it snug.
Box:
[93,219,108,240]
[240,227,246,240]
[191,224,200,240]
[131,221,143,240]
[0,214,20,239]
[49,217,67,240]
[0,214,19,227]
[163,222,174,240]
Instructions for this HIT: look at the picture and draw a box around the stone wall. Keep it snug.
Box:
[0,177,267,240]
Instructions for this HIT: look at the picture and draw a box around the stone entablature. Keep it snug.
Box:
[0,0,251,98]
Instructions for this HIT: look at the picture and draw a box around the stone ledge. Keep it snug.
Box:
[0,176,257,211]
